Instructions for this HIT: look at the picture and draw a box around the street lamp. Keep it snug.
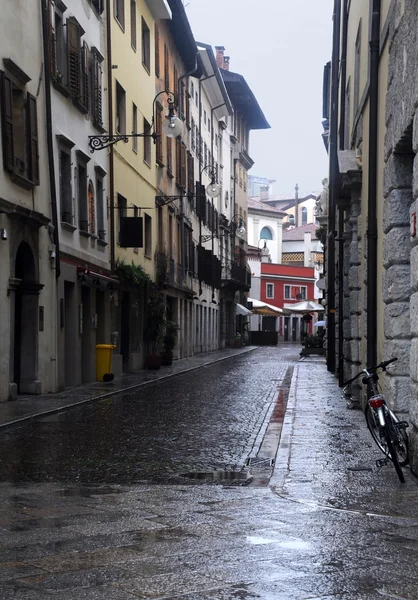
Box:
[88,90,181,153]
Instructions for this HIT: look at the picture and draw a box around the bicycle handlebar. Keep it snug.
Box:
[342,357,398,387]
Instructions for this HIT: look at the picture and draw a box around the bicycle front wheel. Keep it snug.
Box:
[382,425,405,483]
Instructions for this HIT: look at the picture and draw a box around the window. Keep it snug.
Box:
[204,110,207,126]
[91,49,104,129]
[208,119,211,133]
[164,44,169,89]
[143,117,151,165]
[301,207,308,225]
[156,103,163,165]
[115,0,125,29]
[60,148,72,223]
[144,213,152,256]
[266,283,274,299]
[77,156,89,231]
[191,81,194,98]
[132,103,138,152]
[344,79,351,149]
[141,17,150,72]
[88,180,95,235]
[288,214,295,224]
[67,17,82,101]
[130,0,136,50]
[166,137,173,174]
[191,119,196,152]
[195,91,198,105]
[117,193,127,243]
[300,287,307,299]
[115,81,126,134]
[53,9,67,84]
[284,285,290,299]
[155,24,160,77]
[0,68,39,186]
[96,174,105,240]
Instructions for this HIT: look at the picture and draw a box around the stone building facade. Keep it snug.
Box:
[325,0,418,469]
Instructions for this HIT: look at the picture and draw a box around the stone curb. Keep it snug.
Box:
[0,347,258,431]
[269,363,299,491]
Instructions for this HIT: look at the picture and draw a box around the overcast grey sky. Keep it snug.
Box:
[185,0,333,195]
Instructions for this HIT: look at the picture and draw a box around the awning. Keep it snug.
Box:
[77,267,119,285]
[236,303,252,316]
[248,298,289,316]
[283,300,324,313]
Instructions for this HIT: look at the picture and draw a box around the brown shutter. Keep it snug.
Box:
[156,103,163,164]
[26,93,39,184]
[155,24,160,77]
[175,136,181,183]
[93,54,103,127]
[67,17,81,99]
[0,71,14,173]
[48,0,57,76]
[181,143,186,189]
[80,42,89,111]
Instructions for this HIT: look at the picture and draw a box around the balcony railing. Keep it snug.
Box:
[222,260,251,290]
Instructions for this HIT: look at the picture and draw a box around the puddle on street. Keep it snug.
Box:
[278,540,311,549]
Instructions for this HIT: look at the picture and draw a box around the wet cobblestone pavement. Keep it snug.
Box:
[1,347,418,599]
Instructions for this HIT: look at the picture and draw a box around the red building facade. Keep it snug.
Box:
[260,263,316,341]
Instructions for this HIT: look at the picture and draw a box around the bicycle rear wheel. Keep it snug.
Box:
[365,405,388,456]
[382,425,405,483]
[387,412,409,466]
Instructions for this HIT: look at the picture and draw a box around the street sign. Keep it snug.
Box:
[316,278,326,290]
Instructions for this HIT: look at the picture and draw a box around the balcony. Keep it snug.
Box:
[221,260,251,291]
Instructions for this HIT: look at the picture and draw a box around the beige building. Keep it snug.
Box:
[0,0,58,400]
[323,1,418,466]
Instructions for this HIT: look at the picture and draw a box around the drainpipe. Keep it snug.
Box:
[327,0,341,373]
[40,0,60,278]
[337,1,348,386]
[367,0,381,368]
[339,0,349,152]
[106,0,115,272]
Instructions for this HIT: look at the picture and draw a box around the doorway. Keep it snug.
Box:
[13,242,38,393]
[64,281,77,387]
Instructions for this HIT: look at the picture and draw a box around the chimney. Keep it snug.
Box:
[260,185,269,201]
[223,56,230,71]
[215,46,225,69]
[294,183,299,227]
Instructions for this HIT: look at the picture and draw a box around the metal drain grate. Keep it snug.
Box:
[246,457,275,468]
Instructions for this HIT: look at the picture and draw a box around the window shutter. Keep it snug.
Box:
[80,42,90,112]
[26,93,39,184]
[93,54,103,127]
[0,71,14,173]
[175,136,181,183]
[155,25,160,77]
[48,0,57,76]
[180,143,186,189]
[67,17,81,100]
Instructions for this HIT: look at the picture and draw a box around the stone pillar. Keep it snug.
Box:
[382,151,413,417]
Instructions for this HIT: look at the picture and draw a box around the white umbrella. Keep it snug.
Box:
[247,298,289,315]
[314,320,326,327]
[283,300,325,313]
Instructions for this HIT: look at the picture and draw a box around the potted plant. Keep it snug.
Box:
[144,285,166,369]
[161,320,179,366]
[300,333,325,357]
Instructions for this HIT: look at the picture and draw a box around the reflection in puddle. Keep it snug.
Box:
[246,536,277,545]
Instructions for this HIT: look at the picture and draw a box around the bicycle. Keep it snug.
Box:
[343,357,409,483]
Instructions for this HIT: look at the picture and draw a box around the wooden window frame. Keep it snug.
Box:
[141,17,150,73]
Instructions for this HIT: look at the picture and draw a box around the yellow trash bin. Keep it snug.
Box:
[96,344,116,382]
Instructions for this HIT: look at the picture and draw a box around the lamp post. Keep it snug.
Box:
[88,90,182,153]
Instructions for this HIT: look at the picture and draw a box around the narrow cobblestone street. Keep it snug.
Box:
[1,346,418,599]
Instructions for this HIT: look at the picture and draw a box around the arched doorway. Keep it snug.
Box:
[13,242,41,393]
